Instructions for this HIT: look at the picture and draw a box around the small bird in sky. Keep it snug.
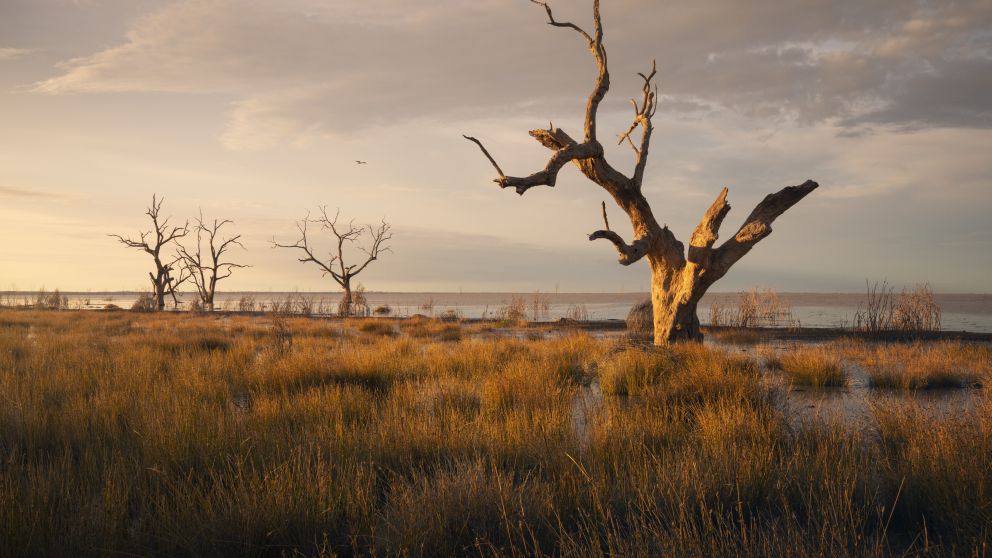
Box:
[356,160,367,165]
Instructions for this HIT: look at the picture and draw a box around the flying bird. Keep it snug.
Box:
[356,160,367,165]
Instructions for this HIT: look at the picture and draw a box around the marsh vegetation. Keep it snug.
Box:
[1,309,990,556]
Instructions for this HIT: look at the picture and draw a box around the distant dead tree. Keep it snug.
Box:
[271,207,391,316]
[110,195,190,311]
[464,0,818,344]
[177,211,248,311]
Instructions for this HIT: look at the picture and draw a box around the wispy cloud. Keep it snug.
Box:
[0,186,62,199]
[0,47,34,61]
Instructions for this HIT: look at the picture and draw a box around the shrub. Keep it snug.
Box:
[237,294,257,312]
[626,299,652,335]
[564,303,589,321]
[130,292,157,312]
[35,288,69,310]
[495,297,527,322]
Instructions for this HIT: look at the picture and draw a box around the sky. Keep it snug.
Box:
[1,0,990,293]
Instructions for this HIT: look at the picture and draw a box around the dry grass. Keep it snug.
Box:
[864,342,988,389]
[1,309,990,556]
[779,346,848,387]
[399,315,462,341]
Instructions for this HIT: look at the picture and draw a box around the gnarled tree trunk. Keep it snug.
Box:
[465,1,818,343]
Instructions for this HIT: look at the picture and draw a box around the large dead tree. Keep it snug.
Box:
[177,211,248,311]
[110,195,190,311]
[465,0,818,344]
[272,208,391,316]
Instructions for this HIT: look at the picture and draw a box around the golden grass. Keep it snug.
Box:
[779,346,848,387]
[863,342,988,389]
[0,309,990,556]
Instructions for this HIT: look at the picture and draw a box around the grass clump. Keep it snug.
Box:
[599,347,675,396]
[865,342,986,389]
[599,344,768,407]
[779,346,847,387]
[354,318,396,336]
[400,315,462,341]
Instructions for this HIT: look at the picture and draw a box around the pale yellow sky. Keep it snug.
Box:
[1,0,990,292]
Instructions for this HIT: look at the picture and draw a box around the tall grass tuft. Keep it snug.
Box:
[779,346,847,387]
[865,342,986,389]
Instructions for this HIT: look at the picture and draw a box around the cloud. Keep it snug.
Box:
[0,186,62,199]
[0,47,34,61]
[30,0,992,149]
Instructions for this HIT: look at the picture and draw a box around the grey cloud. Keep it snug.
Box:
[29,0,992,147]
[843,58,992,129]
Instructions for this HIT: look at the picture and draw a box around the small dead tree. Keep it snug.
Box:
[177,211,249,311]
[271,208,391,316]
[465,1,818,344]
[110,195,190,311]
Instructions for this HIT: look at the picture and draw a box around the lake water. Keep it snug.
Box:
[3,291,991,333]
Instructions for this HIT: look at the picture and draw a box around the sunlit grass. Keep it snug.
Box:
[864,342,987,389]
[0,309,989,556]
[779,346,848,387]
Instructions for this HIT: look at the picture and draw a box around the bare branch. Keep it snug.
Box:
[710,180,819,274]
[176,210,248,308]
[463,135,506,179]
[530,0,594,43]
[600,201,610,231]
[588,229,649,266]
[352,220,393,276]
[687,187,731,266]
[272,219,342,282]
[497,140,600,195]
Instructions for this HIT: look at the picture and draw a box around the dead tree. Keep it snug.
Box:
[464,0,818,344]
[110,195,190,311]
[177,211,248,311]
[272,208,391,316]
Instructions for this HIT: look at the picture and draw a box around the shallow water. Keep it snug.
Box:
[568,342,985,447]
[8,291,992,332]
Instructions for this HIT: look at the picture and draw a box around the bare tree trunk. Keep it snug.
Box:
[339,279,353,317]
[649,274,703,343]
[152,275,166,311]
[205,275,216,311]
